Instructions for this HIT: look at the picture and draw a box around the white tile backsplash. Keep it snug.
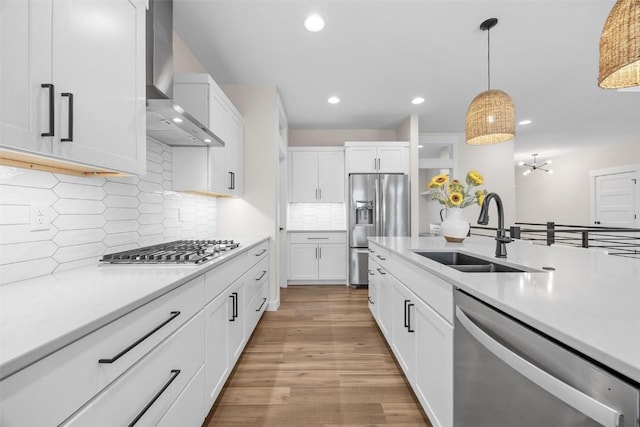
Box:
[288,203,346,230]
[0,139,218,285]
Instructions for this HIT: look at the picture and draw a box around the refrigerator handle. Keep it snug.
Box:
[374,177,381,237]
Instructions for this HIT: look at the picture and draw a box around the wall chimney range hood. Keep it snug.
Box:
[145,0,222,147]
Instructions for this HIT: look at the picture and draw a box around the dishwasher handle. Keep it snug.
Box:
[455,306,622,427]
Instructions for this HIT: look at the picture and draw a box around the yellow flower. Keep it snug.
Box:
[476,190,486,206]
[449,192,463,206]
[467,170,483,186]
[429,174,449,188]
[449,179,462,193]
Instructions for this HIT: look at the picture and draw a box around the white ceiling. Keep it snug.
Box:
[173,0,639,161]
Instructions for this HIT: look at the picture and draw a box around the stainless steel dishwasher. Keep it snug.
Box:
[454,289,639,427]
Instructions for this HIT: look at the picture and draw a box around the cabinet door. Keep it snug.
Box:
[50,0,146,175]
[317,151,345,202]
[227,279,246,366]
[157,366,205,427]
[0,0,53,154]
[210,88,231,143]
[204,291,230,409]
[345,147,377,173]
[288,243,318,280]
[229,112,244,196]
[377,265,392,338]
[377,146,408,174]
[317,243,346,280]
[390,276,416,383]
[290,151,319,202]
[367,266,379,319]
[414,298,453,427]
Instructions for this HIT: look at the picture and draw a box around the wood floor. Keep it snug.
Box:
[204,285,432,427]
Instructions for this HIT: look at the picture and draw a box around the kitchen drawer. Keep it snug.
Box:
[245,240,268,269]
[0,276,204,427]
[244,257,268,304]
[387,257,453,324]
[289,232,346,244]
[246,281,268,335]
[157,365,205,427]
[62,311,205,426]
[205,253,246,304]
[369,243,390,268]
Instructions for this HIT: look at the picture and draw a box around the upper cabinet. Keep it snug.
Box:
[172,73,244,197]
[0,0,146,176]
[289,148,345,203]
[345,141,409,174]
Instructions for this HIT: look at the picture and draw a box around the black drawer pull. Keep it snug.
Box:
[376,255,386,261]
[229,293,236,321]
[228,171,234,190]
[128,369,180,427]
[98,311,180,364]
[61,92,73,142]
[407,303,415,333]
[255,249,267,256]
[256,297,267,311]
[376,268,386,275]
[255,270,267,281]
[41,83,54,136]
[404,300,411,328]
[368,296,375,305]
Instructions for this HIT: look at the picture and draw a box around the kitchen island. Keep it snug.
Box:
[368,235,639,427]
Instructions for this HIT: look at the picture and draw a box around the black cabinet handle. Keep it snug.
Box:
[61,92,73,142]
[368,296,374,304]
[232,292,238,319]
[256,297,267,311]
[407,303,415,333]
[594,221,601,225]
[255,270,267,281]
[99,311,181,364]
[228,171,234,190]
[376,255,386,261]
[255,249,267,257]
[128,369,180,427]
[368,270,374,276]
[229,294,236,321]
[376,268,386,275]
[404,299,411,328]
[41,83,54,136]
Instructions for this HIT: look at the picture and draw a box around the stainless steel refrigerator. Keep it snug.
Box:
[349,173,410,287]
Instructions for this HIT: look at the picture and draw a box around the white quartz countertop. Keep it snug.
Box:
[0,236,268,381]
[370,236,640,384]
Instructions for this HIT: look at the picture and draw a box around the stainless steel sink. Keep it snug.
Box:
[413,251,538,273]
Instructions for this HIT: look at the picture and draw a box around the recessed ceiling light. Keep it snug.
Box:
[418,145,424,148]
[172,117,183,123]
[518,119,532,126]
[328,96,340,104]
[204,138,212,143]
[412,97,425,105]
[304,14,325,32]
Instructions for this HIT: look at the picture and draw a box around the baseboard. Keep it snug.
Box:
[266,296,280,311]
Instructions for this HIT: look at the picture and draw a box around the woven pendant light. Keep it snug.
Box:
[466,18,515,145]
[598,0,640,89]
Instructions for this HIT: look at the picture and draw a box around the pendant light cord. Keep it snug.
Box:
[487,27,491,90]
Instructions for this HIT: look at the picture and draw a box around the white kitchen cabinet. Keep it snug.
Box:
[204,288,231,410]
[173,74,244,197]
[390,275,417,383]
[368,253,392,338]
[289,148,345,202]
[0,0,146,175]
[344,142,409,174]
[157,365,206,427]
[288,232,347,283]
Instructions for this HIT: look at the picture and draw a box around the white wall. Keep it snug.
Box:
[288,129,398,146]
[173,31,207,74]
[457,139,516,228]
[217,84,280,307]
[515,139,640,225]
[397,115,420,237]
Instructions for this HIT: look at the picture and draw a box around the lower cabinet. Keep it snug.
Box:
[370,250,454,427]
[157,365,205,427]
[288,232,346,283]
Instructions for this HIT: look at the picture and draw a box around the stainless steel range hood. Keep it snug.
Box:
[145,0,223,147]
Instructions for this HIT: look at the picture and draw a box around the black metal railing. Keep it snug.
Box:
[470,222,640,259]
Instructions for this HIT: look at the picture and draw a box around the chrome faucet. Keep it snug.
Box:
[477,193,512,258]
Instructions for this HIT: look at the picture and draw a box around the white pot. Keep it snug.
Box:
[440,207,470,243]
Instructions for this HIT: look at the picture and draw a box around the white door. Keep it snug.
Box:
[345,147,377,173]
[51,0,145,174]
[1,0,53,154]
[377,146,409,174]
[390,276,416,383]
[288,243,318,280]
[227,280,246,365]
[594,172,637,227]
[204,292,230,409]
[317,243,346,280]
[317,151,345,202]
[377,266,392,338]
[290,151,318,202]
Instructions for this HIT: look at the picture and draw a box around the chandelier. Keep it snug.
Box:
[519,154,553,175]
[465,18,515,145]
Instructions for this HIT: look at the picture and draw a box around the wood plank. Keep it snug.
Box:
[204,285,432,426]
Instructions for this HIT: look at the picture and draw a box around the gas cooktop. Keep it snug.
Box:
[100,240,240,264]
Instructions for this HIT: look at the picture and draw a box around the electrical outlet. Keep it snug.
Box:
[30,203,50,231]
